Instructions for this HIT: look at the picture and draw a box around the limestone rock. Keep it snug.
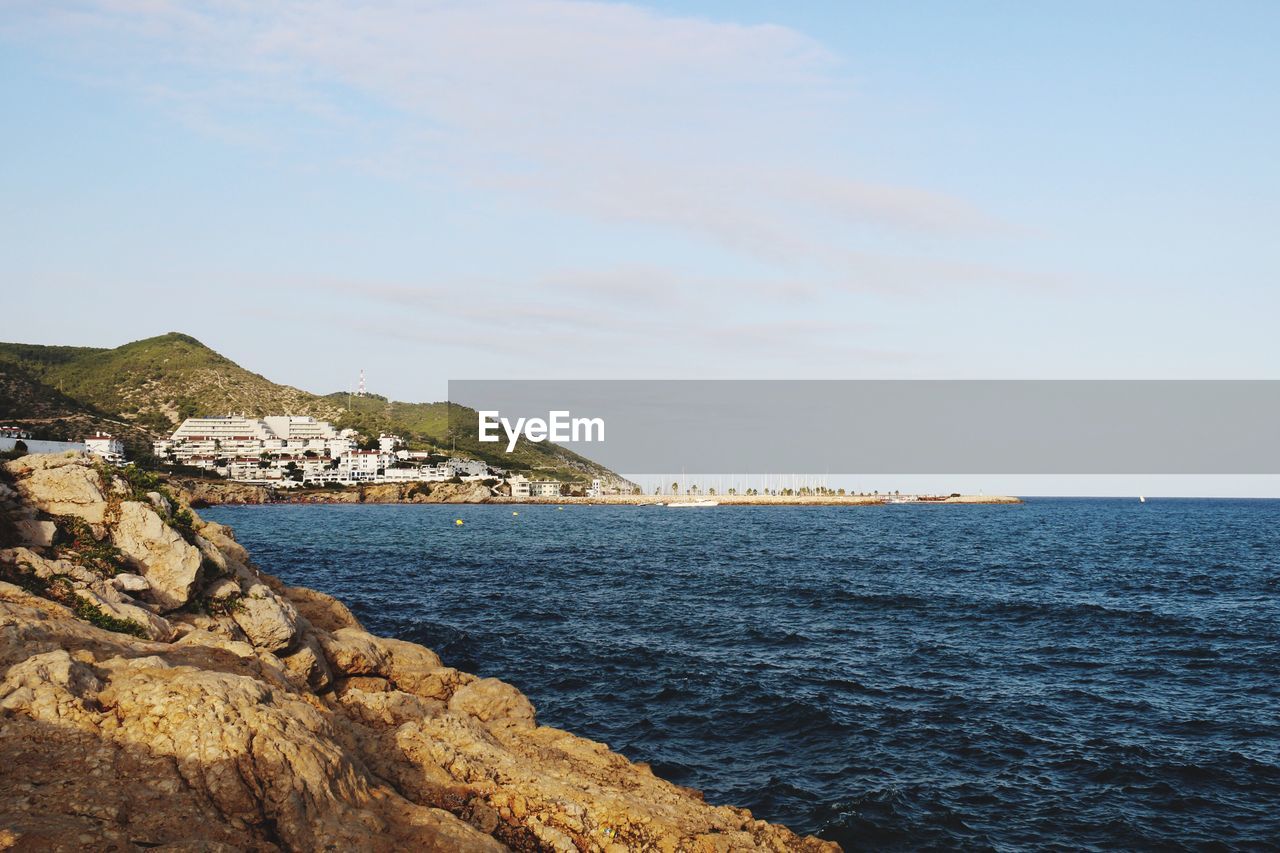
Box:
[111,572,150,593]
[111,501,203,612]
[195,521,253,566]
[339,686,445,728]
[0,454,839,853]
[279,629,333,693]
[77,586,176,643]
[320,626,390,676]
[145,490,171,513]
[9,457,109,524]
[13,519,56,548]
[204,576,241,601]
[195,533,230,576]
[448,677,537,730]
[230,583,299,652]
[285,584,364,632]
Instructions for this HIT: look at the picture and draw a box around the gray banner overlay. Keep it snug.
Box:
[447,380,1280,474]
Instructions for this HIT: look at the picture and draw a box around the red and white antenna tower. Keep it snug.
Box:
[357,369,367,397]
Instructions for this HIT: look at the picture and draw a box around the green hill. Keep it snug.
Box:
[325,394,615,482]
[0,333,623,484]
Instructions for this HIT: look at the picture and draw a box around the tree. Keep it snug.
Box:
[671,482,679,495]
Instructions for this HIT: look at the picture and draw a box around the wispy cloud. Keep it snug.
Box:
[2,0,1061,387]
[6,1,1021,259]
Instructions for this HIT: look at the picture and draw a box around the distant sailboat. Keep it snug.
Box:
[1139,495,1146,503]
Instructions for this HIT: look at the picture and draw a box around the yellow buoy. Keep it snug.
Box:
[455,519,464,526]
[512,511,519,516]
[557,506,564,511]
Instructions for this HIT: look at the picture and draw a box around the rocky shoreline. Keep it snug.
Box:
[0,453,836,851]
[173,477,1021,507]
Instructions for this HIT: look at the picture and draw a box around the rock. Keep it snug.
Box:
[230,583,298,652]
[0,454,839,853]
[111,573,150,593]
[111,501,203,612]
[175,479,272,506]
[203,576,240,601]
[195,521,251,566]
[13,519,56,548]
[361,483,407,503]
[3,452,84,477]
[320,627,390,676]
[279,630,333,693]
[447,677,537,730]
[174,627,258,660]
[145,490,172,515]
[336,675,394,696]
[0,649,101,712]
[9,458,109,524]
[284,585,363,632]
[195,534,229,576]
[338,685,443,727]
[76,587,176,643]
[2,546,96,585]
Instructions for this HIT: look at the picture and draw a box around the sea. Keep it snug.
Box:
[201,499,1280,851]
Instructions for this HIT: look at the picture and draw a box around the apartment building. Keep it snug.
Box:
[337,450,393,481]
[528,480,563,498]
[84,433,126,464]
[156,415,357,466]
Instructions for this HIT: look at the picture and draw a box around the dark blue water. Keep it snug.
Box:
[202,499,1280,850]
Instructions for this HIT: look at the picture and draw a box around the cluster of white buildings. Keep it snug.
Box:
[1,425,125,463]
[152,414,504,487]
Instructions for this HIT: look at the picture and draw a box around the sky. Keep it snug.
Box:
[1,2,1278,494]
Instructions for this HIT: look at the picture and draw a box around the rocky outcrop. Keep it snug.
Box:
[0,454,838,852]
[172,476,498,505]
[180,478,272,505]
[111,500,204,612]
[7,453,111,524]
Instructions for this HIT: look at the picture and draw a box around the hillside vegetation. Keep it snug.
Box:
[0,333,620,484]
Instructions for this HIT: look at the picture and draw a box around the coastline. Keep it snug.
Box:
[0,453,838,850]
[171,477,1022,507]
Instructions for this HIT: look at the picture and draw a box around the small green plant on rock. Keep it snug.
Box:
[184,592,244,617]
[72,596,149,639]
[170,506,197,542]
[101,462,199,543]
[0,559,51,597]
[53,516,126,577]
[206,593,244,617]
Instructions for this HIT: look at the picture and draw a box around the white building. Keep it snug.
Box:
[337,450,392,481]
[508,475,531,498]
[528,480,563,498]
[381,466,430,482]
[586,478,603,498]
[157,414,359,473]
[446,458,489,477]
[326,436,358,457]
[0,426,32,440]
[84,433,126,464]
[156,413,507,489]
[227,458,280,481]
[263,416,350,442]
